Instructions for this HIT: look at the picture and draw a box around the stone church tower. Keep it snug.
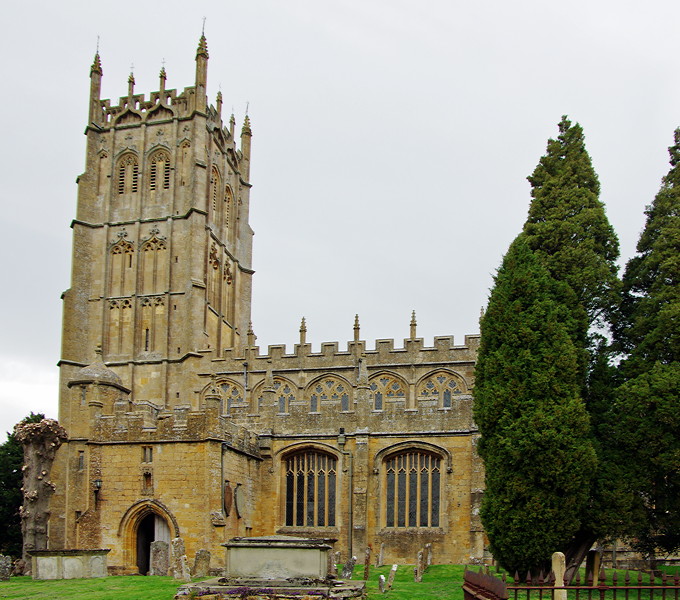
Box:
[49,37,485,575]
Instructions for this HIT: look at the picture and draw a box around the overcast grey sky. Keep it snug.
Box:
[1,0,678,435]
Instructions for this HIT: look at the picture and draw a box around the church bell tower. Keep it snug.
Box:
[58,35,254,419]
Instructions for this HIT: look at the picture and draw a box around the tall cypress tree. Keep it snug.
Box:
[475,236,596,575]
[612,129,680,555]
[475,117,622,575]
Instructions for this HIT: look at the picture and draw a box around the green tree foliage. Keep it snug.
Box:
[525,116,620,337]
[612,129,680,555]
[475,117,623,575]
[0,413,45,557]
[475,236,597,575]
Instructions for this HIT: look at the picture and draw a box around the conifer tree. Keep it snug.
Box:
[475,236,596,575]
[475,117,622,575]
[612,129,680,555]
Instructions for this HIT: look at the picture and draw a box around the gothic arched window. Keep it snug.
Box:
[149,150,170,191]
[308,377,351,413]
[117,154,139,195]
[369,373,407,411]
[210,167,222,225]
[284,450,337,527]
[384,450,441,528]
[256,378,296,413]
[417,371,465,408]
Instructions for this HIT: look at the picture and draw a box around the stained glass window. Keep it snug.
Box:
[284,451,337,527]
[384,451,441,528]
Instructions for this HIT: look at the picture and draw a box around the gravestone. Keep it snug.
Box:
[425,543,432,568]
[0,555,11,581]
[171,537,189,580]
[376,542,385,567]
[387,564,398,590]
[193,549,210,577]
[341,555,356,579]
[150,541,169,576]
[379,574,386,593]
[179,555,191,582]
[414,550,424,582]
[362,546,371,581]
[552,552,567,600]
[328,551,337,577]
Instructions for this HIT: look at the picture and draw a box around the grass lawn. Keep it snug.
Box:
[0,565,467,599]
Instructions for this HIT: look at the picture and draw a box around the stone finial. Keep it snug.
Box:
[127,70,135,97]
[90,53,103,76]
[216,90,223,116]
[247,321,256,347]
[242,114,252,136]
[299,317,307,345]
[264,360,274,390]
[196,34,209,58]
[353,314,360,343]
[229,113,236,138]
[410,310,417,339]
[159,65,167,92]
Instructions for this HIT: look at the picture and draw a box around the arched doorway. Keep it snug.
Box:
[135,513,171,575]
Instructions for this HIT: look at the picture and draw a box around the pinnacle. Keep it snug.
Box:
[242,115,252,135]
[90,52,103,76]
[196,34,209,59]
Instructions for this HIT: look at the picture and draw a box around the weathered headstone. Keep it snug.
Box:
[171,537,187,580]
[552,551,567,600]
[363,546,371,581]
[328,551,337,577]
[386,564,398,590]
[193,549,210,577]
[585,549,601,584]
[375,542,385,567]
[341,555,356,579]
[425,543,432,568]
[178,555,191,582]
[0,555,12,581]
[149,541,169,576]
[414,550,423,582]
[379,574,386,593]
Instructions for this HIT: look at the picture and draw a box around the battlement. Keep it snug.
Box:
[93,399,261,458]
[218,333,480,365]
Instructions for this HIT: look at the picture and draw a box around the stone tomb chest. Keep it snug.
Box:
[28,549,110,580]
[224,535,330,579]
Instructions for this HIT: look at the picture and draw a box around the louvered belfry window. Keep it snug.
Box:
[285,451,337,527]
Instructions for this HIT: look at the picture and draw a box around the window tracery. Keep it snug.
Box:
[308,377,351,413]
[219,380,244,414]
[384,450,441,528]
[117,154,139,195]
[109,238,135,297]
[284,450,337,527]
[369,373,407,411]
[149,150,170,191]
[256,378,296,413]
[417,371,465,408]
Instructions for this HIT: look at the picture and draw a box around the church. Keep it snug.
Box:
[49,36,485,574]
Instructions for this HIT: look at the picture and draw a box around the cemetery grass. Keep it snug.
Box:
[356,563,467,600]
[0,565,467,599]
[0,574,208,600]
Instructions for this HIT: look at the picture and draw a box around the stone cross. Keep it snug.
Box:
[363,546,371,581]
[386,564,398,590]
[149,541,169,576]
[552,551,567,600]
[193,549,211,577]
[379,574,386,593]
[341,555,356,579]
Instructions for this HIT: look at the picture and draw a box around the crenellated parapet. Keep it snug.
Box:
[196,328,480,436]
